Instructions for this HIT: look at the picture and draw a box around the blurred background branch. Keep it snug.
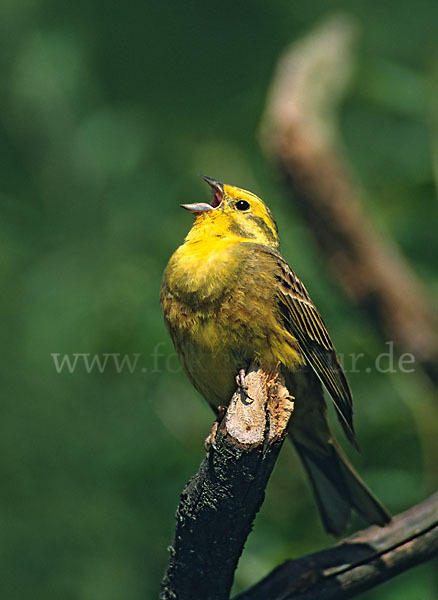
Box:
[260,15,438,386]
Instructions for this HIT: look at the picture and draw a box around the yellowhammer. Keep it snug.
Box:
[160,176,390,535]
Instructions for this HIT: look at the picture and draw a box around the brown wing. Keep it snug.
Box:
[270,252,357,448]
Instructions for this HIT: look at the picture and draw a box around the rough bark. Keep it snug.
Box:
[160,367,294,600]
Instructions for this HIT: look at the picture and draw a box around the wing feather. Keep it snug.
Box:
[272,254,357,448]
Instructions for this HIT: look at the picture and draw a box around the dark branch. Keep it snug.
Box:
[234,493,438,600]
[160,367,293,600]
[260,15,438,385]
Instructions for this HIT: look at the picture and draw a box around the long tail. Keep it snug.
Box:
[290,433,391,536]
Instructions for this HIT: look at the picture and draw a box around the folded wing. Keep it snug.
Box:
[272,254,357,449]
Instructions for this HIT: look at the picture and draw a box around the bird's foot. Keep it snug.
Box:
[235,368,254,402]
[236,368,248,391]
[204,406,226,452]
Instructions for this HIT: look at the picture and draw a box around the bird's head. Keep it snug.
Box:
[182,176,279,249]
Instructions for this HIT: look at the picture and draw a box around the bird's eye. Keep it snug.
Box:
[235,200,250,211]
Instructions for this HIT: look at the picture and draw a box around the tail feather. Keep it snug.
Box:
[292,436,391,536]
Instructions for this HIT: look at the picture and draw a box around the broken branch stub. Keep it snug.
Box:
[222,366,294,448]
[160,368,293,600]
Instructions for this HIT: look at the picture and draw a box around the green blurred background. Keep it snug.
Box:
[1,1,437,598]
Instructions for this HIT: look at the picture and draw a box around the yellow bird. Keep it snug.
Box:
[160,176,390,535]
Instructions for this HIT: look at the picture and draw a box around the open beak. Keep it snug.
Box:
[181,175,224,213]
[180,202,213,214]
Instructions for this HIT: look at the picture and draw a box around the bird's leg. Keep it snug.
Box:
[235,368,254,402]
[204,406,226,451]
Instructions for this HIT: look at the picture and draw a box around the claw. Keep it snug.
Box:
[204,421,219,451]
[204,406,226,452]
[236,368,249,391]
[235,368,254,402]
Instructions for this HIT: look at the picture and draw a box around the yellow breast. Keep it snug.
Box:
[164,236,240,303]
[161,236,303,407]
